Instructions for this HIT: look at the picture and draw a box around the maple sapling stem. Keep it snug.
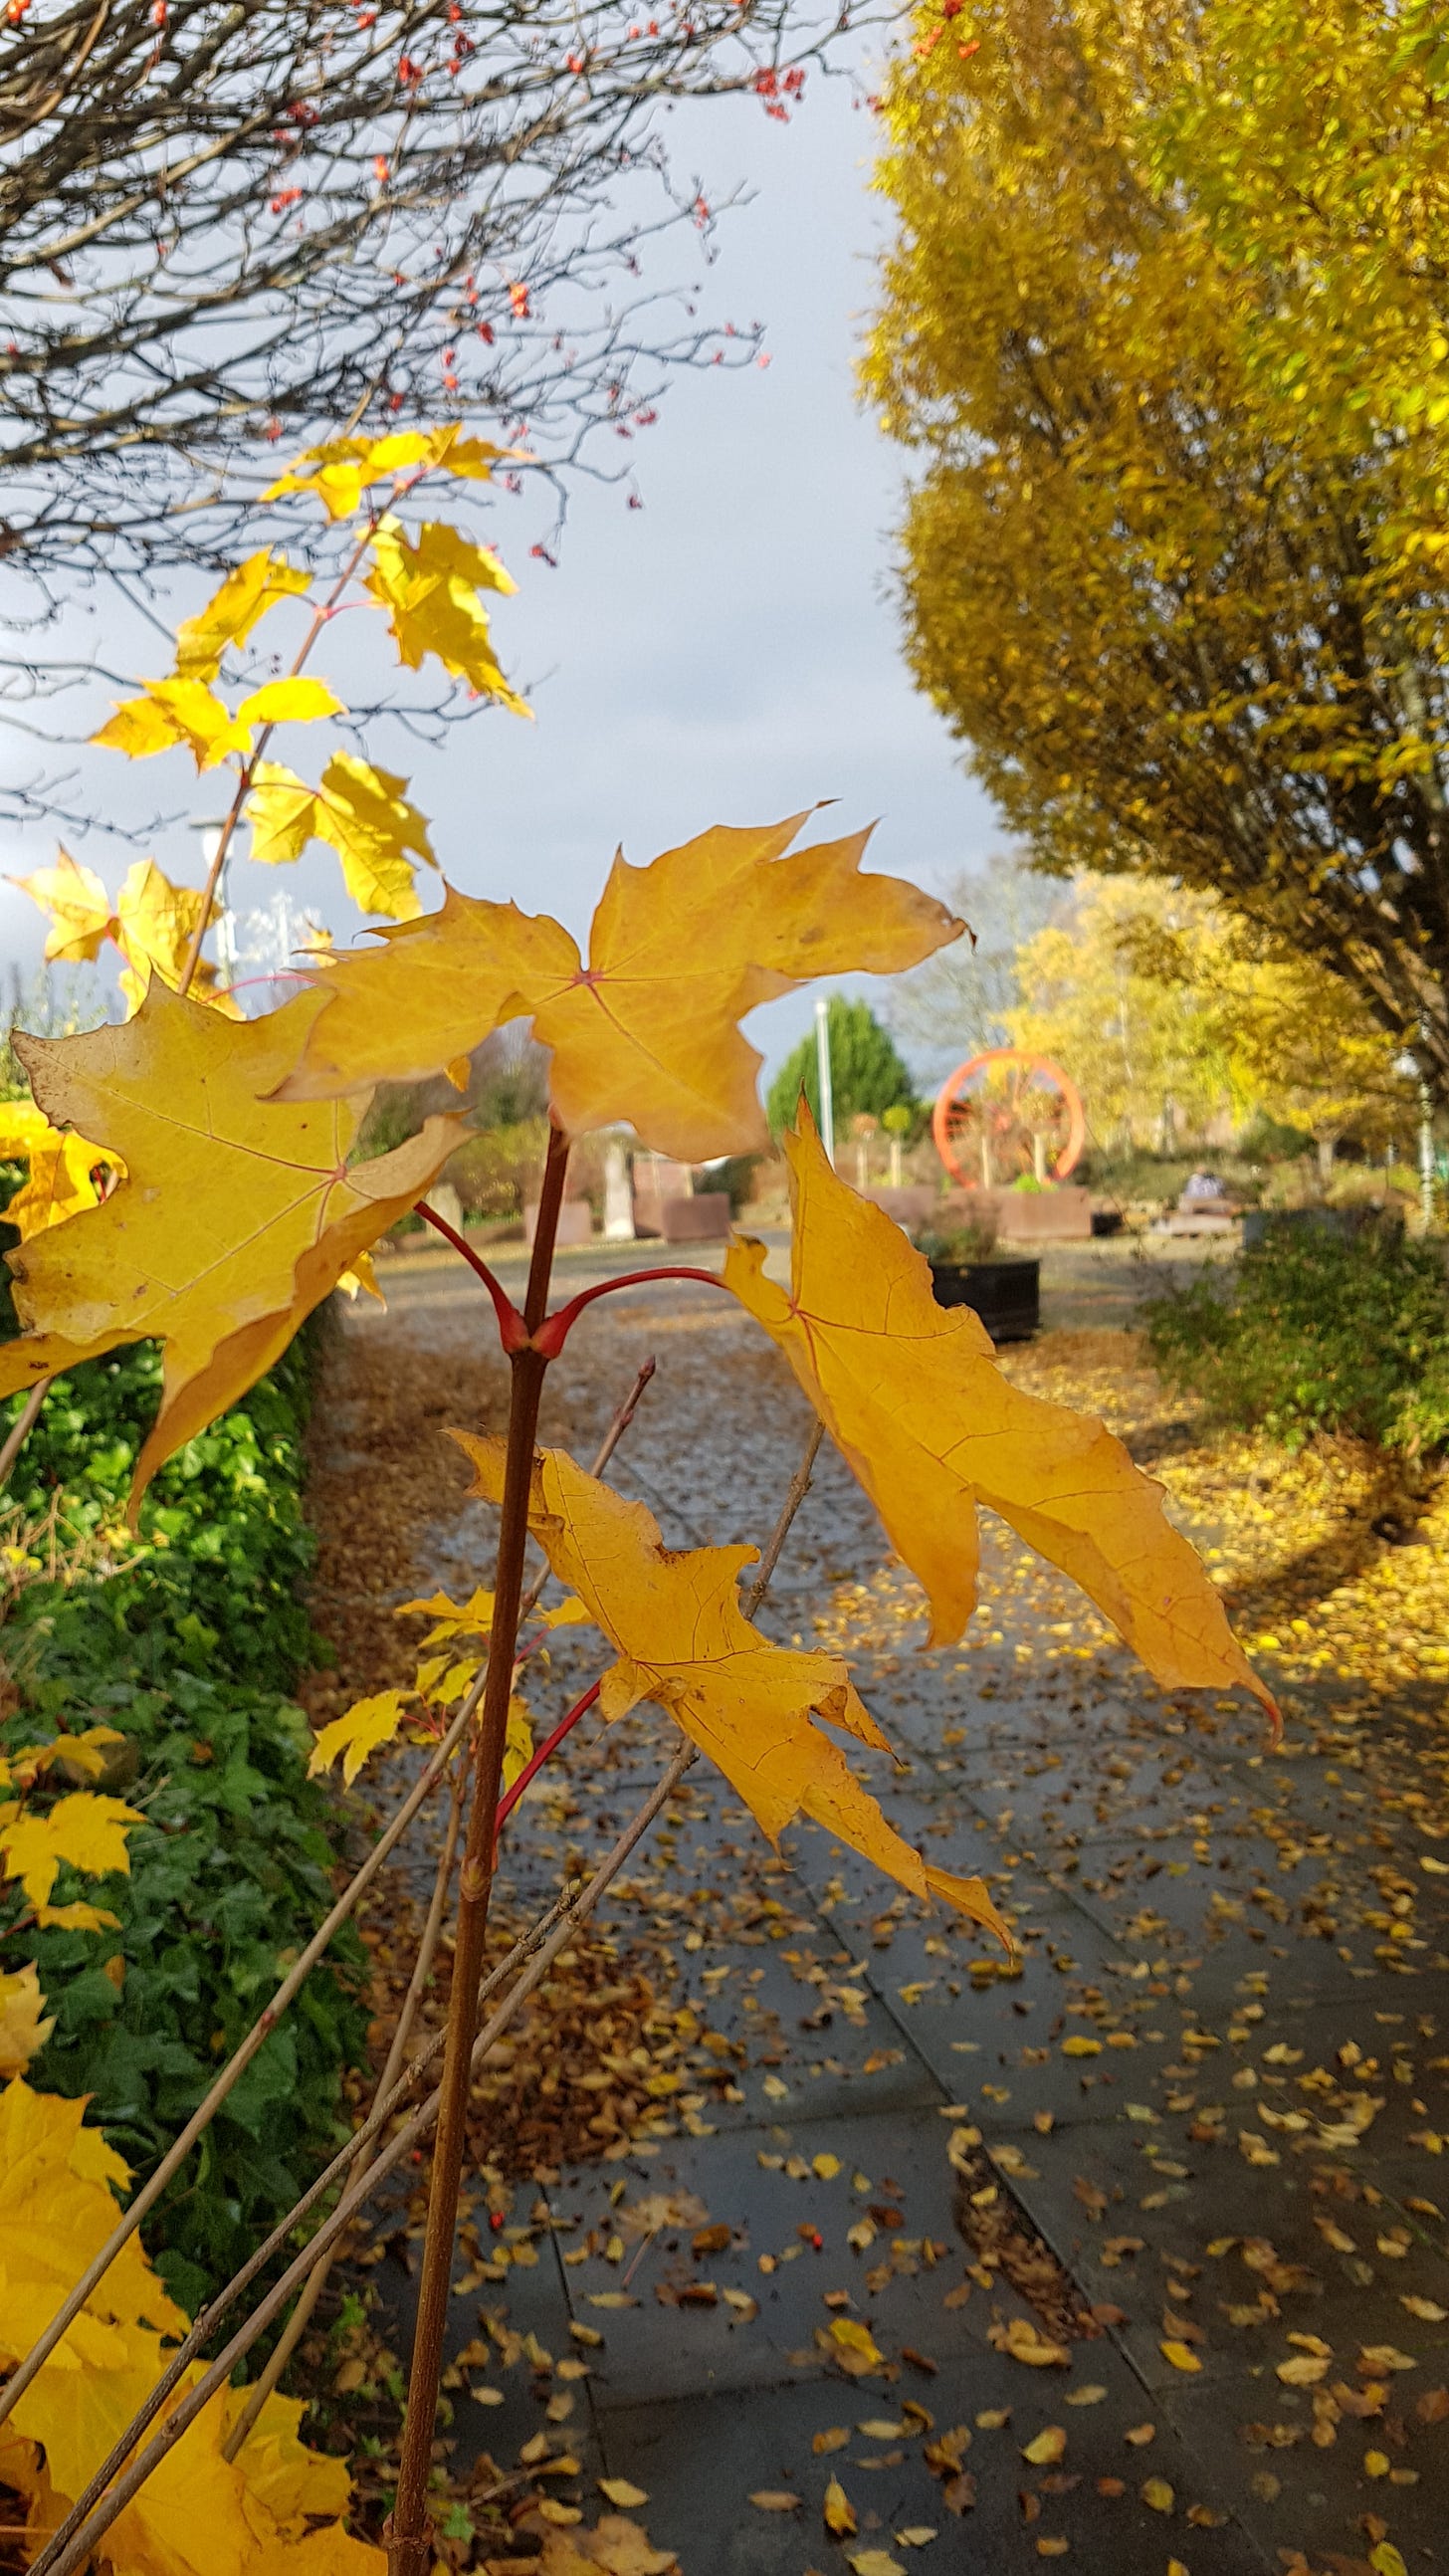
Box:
[386,1117,572,2576]
[415,1197,527,1347]
[532,1263,725,1358]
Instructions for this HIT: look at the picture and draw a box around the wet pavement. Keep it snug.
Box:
[331,1248,1449,2576]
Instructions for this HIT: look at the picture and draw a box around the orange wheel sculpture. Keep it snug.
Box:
[932,1048,1086,1189]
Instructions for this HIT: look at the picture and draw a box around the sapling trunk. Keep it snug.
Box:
[385,1119,571,2573]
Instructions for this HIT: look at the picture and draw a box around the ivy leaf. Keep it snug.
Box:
[366,519,529,711]
[278,814,962,1158]
[248,753,436,918]
[263,421,518,519]
[0,1790,144,1909]
[0,984,464,1505]
[10,848,115,963]
[0,1963,55,2077]
[173,549,310,682]
[724,1106,1275,1717]
[451,1435,1008,1940]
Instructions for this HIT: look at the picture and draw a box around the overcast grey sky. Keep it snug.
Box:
[0,55,1005,1079]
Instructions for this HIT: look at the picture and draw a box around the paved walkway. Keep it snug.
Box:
[334,1255,1449,2576]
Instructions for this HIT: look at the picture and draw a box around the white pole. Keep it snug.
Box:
[814,996,835,1169]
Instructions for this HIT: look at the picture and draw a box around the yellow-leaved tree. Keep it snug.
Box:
[0,425,1272,2576]
[864,0,1449,1103]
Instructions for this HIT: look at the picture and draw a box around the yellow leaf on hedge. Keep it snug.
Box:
[93,677,251,770]
[0,2078,185,2372]
[307,1692,409,1787]
[221,2385,352,2527]
[0,1964,54,2076]
[0,1791,143,1908]
[366,518,528,712]
[724,1106,1276,1718]
[279,814,962,1160]
[10,849,115,963]
[173,549,310,681]
[0,1104,115,1239]
[36,1900,120,1934]
[0,985,465,1507]
[453,1435,1007,1941]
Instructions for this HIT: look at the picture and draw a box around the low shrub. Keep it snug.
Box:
[1142,1224,1449,1453]
[0,1315,366,2316]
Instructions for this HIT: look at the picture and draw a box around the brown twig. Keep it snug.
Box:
[0,1378,48,1490]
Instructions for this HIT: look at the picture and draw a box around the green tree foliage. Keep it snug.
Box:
[765,995,917,1135]
[865,0,1449,1100]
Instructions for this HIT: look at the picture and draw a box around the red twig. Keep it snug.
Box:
[495,1678,602,1845]
[533,1263,726,1358]
[415,1200,527,1350]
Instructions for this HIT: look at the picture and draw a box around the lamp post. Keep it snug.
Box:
[814,996,835,1169]
[193,818,235,986]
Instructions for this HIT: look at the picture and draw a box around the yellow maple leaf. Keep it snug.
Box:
[365,518,529,712]
[0,1963,55,2076]
[35,1899,121,1934]
[0,1102,116,1239]
[263,423,518,520]
[248,753,436,917]
[278,814,962,1159]
[724,1106,1275,1715]
[10,849,115,963]
[0,1789,143,1909]
[173,549,311,682]
[308,1691,409,1787]
[112,857,236,1016]
[451,1435,1006,1940]
[245,2526,389,2574]
[0,2079,185,2374]
[221,2385,351,2529]
[93,677,250,769]
[0,985,465,1506]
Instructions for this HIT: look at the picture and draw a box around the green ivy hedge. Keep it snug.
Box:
[1142,1222,1449,1455]
[1,1299,367,2318]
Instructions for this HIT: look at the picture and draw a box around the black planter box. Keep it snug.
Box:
[928,1256,1040,1342]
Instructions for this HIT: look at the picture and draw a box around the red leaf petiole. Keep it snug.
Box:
[494,1677,602,1846]
[414,1200,528,1349]
[531,1264,725,1358]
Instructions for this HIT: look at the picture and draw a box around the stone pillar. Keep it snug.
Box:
[603,1137,635,1240]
